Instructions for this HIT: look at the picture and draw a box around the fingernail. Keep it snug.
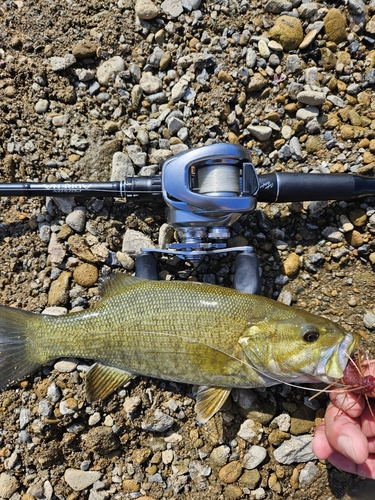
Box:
[337,435,357,462]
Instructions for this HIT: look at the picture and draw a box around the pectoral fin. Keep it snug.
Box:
[195,386,231,424]
[85,363,134,402]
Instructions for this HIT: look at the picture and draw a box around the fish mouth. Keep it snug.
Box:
[315,332,357,382]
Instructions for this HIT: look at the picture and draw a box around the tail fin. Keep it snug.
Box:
[0,305,42,389]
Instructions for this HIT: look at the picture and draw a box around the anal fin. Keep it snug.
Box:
[195,386,231,424]
[85,363,134,402]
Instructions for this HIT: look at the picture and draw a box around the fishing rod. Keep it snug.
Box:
[1,143,375,293]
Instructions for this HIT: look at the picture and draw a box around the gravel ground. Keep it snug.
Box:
[1,0,375,498]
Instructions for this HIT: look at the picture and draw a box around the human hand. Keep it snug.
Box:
[312,361,375,478]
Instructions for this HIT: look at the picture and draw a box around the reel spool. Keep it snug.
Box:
[160,143,259,260]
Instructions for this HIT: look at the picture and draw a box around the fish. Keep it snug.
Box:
[0,275,357,423]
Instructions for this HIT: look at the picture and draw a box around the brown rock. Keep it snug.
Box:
[320,47,336,70]
[73,263,98,287]
[72,40,98,59]
[305,136,322,153]
[324,8,347,44]
[348,109,362,127]
[346,230,364,248]
[283,252,300,277]
[223,485,243,499]
[218,70,234,83]
[48,271,71,306]
[364,152,375,164]
[239,469,261,489]
[218,461,243,484]
[122,480,140,492]
[369,139,375,153]
[67,235,99,263]
[247,73,267,92]
[269,15,303,51]
[349,208,367,227]
[82,426,120,454]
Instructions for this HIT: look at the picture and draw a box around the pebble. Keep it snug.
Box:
[297,90,326,106]
[0,472,20,499]
[283,252,300,277]
[19,408,31,430]
[135,0,160,19]
[97,56,125,85]
[299,461,319,486]
[364,311,375,329]
[218,461,243,484]
[35,99,49,114]
[247,125,272,142]
[242,446,267,470]
[273,435,315,464]
[73,263,99,287]
[141,410,175,432]
[122,229,155,256]
[64,469,102,491]
[237,418,263,444]
[66,207,86,233]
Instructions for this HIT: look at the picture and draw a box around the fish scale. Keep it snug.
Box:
[0,274,357,422]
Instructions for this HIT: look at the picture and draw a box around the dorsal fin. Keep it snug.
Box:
[85,363,134,402]
[195,386,231,424]
[99,274,146,300]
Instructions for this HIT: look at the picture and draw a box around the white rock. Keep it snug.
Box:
[161,0,184,18]
[0,473,20,499]
[140,72,163,94]
[247,125,272,141]
[171,75,190,101]
[64,469,102,491]
[297,90,326,106]
[50,54,76,71]
[66,207,86,233]
[54,359,78,373]
[296,106,320,121]
[242,445,267,469]
[135,0,160,19]
[97,56,125,85]
[35,99,49,114]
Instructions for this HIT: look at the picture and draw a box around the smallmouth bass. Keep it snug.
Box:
[0,275,357,422]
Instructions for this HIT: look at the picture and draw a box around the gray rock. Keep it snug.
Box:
[246,48,257,69]
[273,435,315,464]
[111,152,134,181]
[265,0,292,13]
[39,222,51,243]
[64,468,102,491]
[167,116,185,134]
[296,106,319,121]
[271,413,291,432]
[242,445,267,469]
[19,408,31,430]
[38,399,53,417]
[66,207,86,233]
[321,226,344,242]
[177,53,215,69]
[122,228,155,256]
[141,409,175,432]
[70,134,89,150]
[54,359,78,372]
[326,95,346,108]
[305,117,320,134]
[247,125,272,142]
[182,0,201,10]
[297,90,326,106]
[97,56,125,85]
[285,54,302,74]
[290,136,302,160]
[161,0,184,18]
[126,145,147,167]
[47,234,65,266]
[171,75,190,101]
[348,0,365,16]
[50,54,76,71]
[364,311,375,329]
[35,99,49,114]
[47,382,61,403]
[299,461,319,486]
[298,2,318,18]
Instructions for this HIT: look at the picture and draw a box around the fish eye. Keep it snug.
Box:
[302,327,320,343]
